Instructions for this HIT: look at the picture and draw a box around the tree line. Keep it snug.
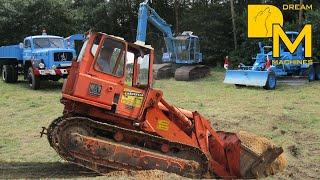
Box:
[0,0,319,66]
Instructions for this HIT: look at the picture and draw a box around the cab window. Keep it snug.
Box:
[24,40,31,49]
[125,52,134,86]
[94,38,125,77]
[125,52,150,87]
[77,39,88,62]
[90,34,102,56]
[137,54,150,86]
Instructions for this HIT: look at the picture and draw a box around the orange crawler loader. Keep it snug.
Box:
[44,32,284,178]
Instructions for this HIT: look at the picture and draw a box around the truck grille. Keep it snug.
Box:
[54,52,73,62]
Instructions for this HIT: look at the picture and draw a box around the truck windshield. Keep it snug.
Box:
[33,38,64,49]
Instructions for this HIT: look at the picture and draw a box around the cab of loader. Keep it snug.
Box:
[63,32,155,119]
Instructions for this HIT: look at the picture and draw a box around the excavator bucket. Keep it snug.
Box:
[224,70,269,87]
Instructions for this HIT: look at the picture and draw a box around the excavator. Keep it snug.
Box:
[135,0,210,81]
[43,32,285,178]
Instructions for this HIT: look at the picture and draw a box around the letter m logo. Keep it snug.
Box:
[273,24,312,58]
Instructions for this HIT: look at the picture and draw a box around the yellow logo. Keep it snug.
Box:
[248,5,312,58]
[273,25,312,57]
[156,120,170,131]
[248,5,283,38]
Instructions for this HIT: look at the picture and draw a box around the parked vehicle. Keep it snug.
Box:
[224,31,320,90]
[65,34,85,56]
[0,31,76,89]
[136,0,209,81]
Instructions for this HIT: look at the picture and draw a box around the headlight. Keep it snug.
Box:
[39,63,45,69]
[32,60,44,69]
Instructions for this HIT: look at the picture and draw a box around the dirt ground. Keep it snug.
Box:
[0,162,184,179]
[0,70,319,179]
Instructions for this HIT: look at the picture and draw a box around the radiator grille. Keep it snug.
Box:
[54,52,73,62]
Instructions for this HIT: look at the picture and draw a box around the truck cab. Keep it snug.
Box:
[0,32,76,89]
[23,34,75,70]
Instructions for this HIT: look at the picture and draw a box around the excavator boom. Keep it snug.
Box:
[135,1,210,81]
[45,32,285,178]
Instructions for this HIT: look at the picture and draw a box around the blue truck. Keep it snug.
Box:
[0,32,76,89]
[224,31,320,90]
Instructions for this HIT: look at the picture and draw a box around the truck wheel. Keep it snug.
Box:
[28,67,40,90]
[12,66,18,82]
[315,64,320,80]
[308,66,315,82]
[263,72,276,90]
[2,65,18,83]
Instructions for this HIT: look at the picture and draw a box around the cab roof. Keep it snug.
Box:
[26,35,63,39]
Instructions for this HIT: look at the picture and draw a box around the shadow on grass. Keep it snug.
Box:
[0,161,105,179]
[14,80,63,91]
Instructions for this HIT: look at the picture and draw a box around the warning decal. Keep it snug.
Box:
[156,120,170,131]
[121,88,144,108]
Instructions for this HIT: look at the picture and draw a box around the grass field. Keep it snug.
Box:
[0,69,319,179]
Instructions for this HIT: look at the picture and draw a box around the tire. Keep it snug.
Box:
[315,64,320,80]
[308,66,315,82]
[2,65,18,83]
[13,66,18,82]
[263,72,277,90]
[28,67,40,90]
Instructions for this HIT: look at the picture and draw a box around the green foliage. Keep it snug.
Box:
[181,1,234,66]
[0,0,73,45]
[0,0,319,65]
[304,9,320,60]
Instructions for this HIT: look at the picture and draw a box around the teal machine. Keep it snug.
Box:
[224,31,320,90]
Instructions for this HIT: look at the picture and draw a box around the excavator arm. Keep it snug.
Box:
[136,1,173,43]
[136,1,176,61]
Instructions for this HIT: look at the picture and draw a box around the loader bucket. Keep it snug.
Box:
[208,131,286,178]
[224,70,269,87]
[238,131,287,178]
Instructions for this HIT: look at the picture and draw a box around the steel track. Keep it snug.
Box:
[47,116,212,178]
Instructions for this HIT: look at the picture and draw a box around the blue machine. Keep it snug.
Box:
[224,31,320,90]
[65,34,85,56]
[136,0,209,81]
[0,31,76,89]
